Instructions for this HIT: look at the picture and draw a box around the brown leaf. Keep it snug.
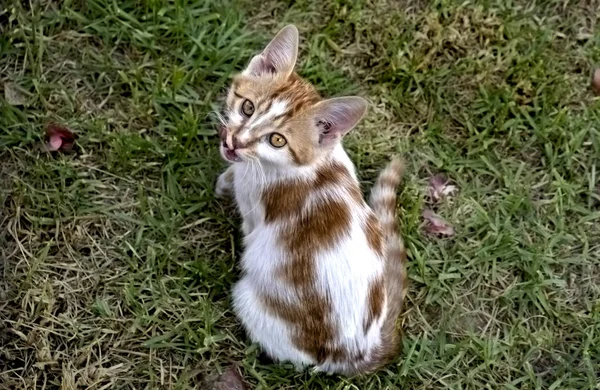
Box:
[422,209,455,237]
[44,124,76,153]
[204,367,247,390]
[592,68,600,95]
[4,82,28,106]
[428,174,457,203]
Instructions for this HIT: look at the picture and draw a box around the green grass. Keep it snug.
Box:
[1,0,599,388]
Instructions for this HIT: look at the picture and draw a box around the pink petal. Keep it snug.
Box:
[46,124,75,141]
[429,174,457,202]
[429,174,447,189]
[422,209,455,237]
[43,124,76,153]
[48,135,63,151]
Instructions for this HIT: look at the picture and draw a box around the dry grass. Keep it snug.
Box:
[1,0,600,389]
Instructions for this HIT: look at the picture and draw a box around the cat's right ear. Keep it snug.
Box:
[243,25,299,77]
[312,97,368,147]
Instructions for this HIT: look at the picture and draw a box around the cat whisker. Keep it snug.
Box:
[212,110,227,126]
[241,158,251,184]
[240,160,263,219]
[257,159,267,189]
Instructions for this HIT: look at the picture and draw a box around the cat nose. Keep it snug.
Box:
[220,126,234,149]
[224,135,241,150]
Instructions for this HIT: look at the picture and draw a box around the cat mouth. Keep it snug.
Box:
[222,147,242,163]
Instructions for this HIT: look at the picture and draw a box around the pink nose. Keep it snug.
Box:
[218,126,233,149]
[220,128,240,150]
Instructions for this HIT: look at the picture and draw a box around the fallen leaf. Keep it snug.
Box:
[44,124,76,152]
[422,209,455,237]
[592,68,600,95]
[4,82,28,106]
[428,174,457,203]
[203,367,247,390]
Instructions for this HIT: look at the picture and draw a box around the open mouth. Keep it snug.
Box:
[222,147,242,162]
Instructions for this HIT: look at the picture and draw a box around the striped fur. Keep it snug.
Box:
[364,158,408,370]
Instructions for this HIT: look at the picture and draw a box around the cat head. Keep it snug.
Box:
[219,25,367,167]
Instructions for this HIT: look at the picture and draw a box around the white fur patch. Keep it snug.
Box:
[270,100,287,117]
[228,110,244,127]
[229,148,390,375]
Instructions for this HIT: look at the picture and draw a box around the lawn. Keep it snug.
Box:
[1,0,599,389]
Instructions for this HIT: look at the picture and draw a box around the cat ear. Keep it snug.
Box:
[243,25,299,77]
[312,97,368,147]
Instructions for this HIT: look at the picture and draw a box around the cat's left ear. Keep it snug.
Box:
[243,25,299,77]
[312,97,368,147]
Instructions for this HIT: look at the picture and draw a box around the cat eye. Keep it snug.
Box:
[269,133,287,148]
[241,99,255,116]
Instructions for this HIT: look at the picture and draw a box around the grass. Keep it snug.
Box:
[1,0,599,388]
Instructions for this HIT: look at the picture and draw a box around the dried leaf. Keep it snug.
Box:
[44,124,76,153]
[4,82,28,106]
[422,209,455,237]
[592,68,600,95]
[204,367,247,390]
[429,174,457,203]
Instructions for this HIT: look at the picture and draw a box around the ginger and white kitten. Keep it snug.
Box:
[215,25,407,375]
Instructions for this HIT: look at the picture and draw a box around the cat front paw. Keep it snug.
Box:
[215,169,234,198]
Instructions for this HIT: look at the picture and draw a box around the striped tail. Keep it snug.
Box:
[368,157,408,366]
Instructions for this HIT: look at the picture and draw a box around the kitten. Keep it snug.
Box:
[215,25,407,375]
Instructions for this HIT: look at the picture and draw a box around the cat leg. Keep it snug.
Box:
[215,165,235,198]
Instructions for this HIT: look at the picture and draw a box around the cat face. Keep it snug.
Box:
[219,25,367,167]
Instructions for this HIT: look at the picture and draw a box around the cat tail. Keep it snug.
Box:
[368,157,408,364]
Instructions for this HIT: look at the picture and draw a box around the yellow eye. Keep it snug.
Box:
[269,133,287,148]
[241,99,254,116]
